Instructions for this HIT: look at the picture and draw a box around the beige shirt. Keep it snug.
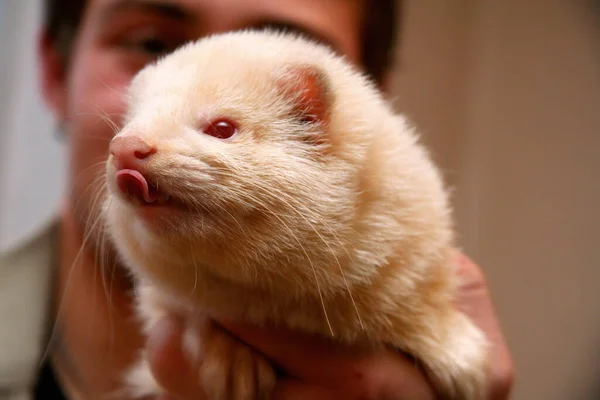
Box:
[0,222,57,400]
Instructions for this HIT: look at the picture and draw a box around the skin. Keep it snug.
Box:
[38,0,514,398]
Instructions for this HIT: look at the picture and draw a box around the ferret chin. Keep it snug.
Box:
[102,29,489,399]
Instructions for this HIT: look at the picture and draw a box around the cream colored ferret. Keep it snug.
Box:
[103,30,488,399]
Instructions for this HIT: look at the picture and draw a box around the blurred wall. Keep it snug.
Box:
[0,0,66,254]
[395,1,600,399]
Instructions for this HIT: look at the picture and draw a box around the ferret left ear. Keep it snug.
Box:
[274,65,332,127]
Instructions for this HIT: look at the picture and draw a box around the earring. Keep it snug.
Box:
[54,120,67,142]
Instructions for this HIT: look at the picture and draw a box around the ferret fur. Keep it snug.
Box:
[103,30,489,399]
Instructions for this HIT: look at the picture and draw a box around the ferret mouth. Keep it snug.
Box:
[115,169,188,210]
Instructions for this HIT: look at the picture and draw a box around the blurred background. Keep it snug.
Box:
[1,0,599,399]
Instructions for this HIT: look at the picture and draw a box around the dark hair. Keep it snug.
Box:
[43,0,400,83]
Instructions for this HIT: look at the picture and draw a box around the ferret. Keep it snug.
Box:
[103,29,489,399]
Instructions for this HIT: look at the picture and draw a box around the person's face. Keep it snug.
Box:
[41,0,364,243]
[38,0,365,395]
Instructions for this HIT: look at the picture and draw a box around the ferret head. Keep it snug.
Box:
[104,30,450,300]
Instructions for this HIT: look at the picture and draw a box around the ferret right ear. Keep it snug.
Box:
[274,65,332,128]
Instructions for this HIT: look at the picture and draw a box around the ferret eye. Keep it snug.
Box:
[204,119,238,139]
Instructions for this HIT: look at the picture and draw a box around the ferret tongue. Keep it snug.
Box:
[116,169,158,204]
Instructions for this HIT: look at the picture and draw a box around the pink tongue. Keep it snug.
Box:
[116,169,158,204]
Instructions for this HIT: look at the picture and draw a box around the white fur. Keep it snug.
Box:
[103,30,489,399]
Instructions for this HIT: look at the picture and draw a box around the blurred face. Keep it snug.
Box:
[39,0,364,396]
[47,0,363,245]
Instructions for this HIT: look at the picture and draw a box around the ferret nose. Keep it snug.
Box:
[109,136,159,204]
[109,136,156,171]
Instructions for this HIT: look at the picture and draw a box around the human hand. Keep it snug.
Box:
[145,253,514,399]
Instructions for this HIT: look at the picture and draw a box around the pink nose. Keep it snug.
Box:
[109,136,158,204]
[109,135,156,171]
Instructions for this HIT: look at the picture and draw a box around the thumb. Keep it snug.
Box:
[454,252,514,399]
[146,315,208,399]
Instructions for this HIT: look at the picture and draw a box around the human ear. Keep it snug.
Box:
[37,28,68,123]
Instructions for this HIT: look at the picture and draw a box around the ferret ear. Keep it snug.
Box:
[274,64,332,127]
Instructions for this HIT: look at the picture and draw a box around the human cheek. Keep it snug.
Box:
[69,50,131,145]
[66,52,134,221]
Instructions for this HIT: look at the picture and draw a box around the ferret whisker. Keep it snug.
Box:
[78,174,109,234]
[189,238,199,296]
[92,196,119,362]
[213,168,353,243]
[216,203,246,234]
[88,181,113,326]
[38,201,107,370]
[211,170,364,329]
[93,105,122,136]
[185,197,212,216]
[100,199,116,312]
[248,180,363,329]
[107,238,120,363]
[94,76,127,102]
[222,191,287,281]
[271,191,363,330]
[76,175,119,361]
[70,162,111,216]
[200,180,334,335]
[263,207,333,335]
[262,183,364,329]
[73,160,111,185]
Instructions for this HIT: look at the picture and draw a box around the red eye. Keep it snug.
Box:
[204,119,238,139]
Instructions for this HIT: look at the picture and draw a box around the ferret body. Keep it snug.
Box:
[103,30,488,399]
